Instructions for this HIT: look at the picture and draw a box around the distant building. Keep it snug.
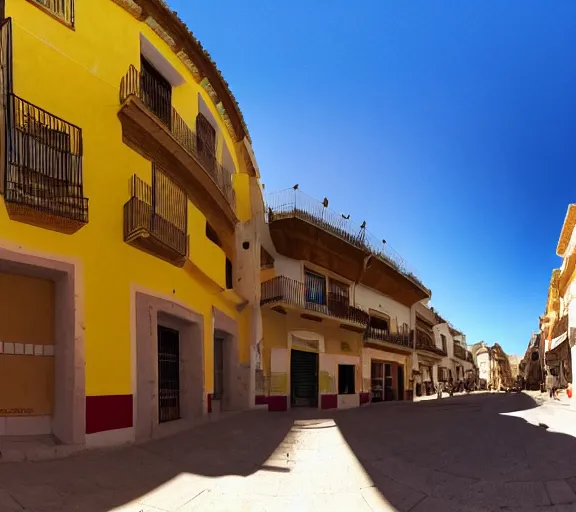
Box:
[469,342,514,390]
[507,355,521,380]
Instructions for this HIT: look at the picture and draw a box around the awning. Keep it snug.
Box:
[547,332,567,353]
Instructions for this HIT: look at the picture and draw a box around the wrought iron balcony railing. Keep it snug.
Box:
[5,94,88,227]
[454,343,467,361]
[119,65,235,210]
[124,172,188,265]
[32,0,75,27]
[364,327,411,349]
[261,275,369,326]
[415,329,446,356]
[265,188,427,291]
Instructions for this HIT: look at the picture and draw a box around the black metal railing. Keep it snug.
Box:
[124,171,188,260]
[265,188,427,291]
[5,94,88,223]
[454,343,467,361]
[364,327,411,348]
[415,329,446,356]
[158,325,180,423]
[261,275,369,325]
[119,65,236,210]
[33,0,74,27]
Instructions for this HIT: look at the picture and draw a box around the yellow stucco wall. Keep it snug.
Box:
[2,0,254,397]
[261,309,363,375]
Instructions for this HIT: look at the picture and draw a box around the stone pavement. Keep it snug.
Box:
[3,393,576,511]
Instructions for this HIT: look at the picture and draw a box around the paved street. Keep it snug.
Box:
[2,392,576,511]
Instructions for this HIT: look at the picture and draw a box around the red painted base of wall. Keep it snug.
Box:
[268,395,288,412]
[86,395,133,434]
[255,395,268,405]
[321,394,338,409]
[360,392,371,405]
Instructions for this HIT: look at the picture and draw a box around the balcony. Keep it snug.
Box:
[118,65,236,252]
[364,327,412,351]
[124,171,188,266]
[466,351,474,364]
[415,329,446,357]
[266,188,430,306]
[261,275,369,330]
[4,94,88,233]
[454,343,467,361]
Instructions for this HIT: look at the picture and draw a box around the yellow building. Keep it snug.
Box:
[543,204,576,390]
[257,188,430,411]
[0,0,263,447]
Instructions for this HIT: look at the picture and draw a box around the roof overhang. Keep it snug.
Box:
[556,204,576,256]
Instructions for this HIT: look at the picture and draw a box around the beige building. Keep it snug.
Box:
[257,188,431,410]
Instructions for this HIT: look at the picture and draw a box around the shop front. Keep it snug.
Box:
[363,347,410,402]
[261,307,364,411]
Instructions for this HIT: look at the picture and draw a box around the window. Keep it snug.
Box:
[32,0,74,27]
[338,364,355,395]
[438,367,448,381]
[206,222,221,246]
[369,312,389,332]
[15,117,73,179]
[152,166,187,233]
[196,113,216,170]
[225,258,233,289]
[328,278,349,314]
[304,269,326,305]
[329,278,349,301]
[261,247,274,269]
[441,334,447,353]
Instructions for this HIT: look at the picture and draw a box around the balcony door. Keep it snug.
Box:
[196,113,216,174]
[140,56,172,128]
[328,278,349,316]
[304,269,326,308]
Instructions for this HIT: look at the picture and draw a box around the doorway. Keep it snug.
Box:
[384,363,394,401]
[157,325,180,423]
[290,349,318,407]
[397,365,405,401]
[371,362,384,402]
[213,336,224,403]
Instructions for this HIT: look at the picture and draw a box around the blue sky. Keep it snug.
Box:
[171,1,576,355]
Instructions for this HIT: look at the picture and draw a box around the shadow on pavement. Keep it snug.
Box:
[1,393,576,511]
[0,409,327,511]
[334,392,576,511]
